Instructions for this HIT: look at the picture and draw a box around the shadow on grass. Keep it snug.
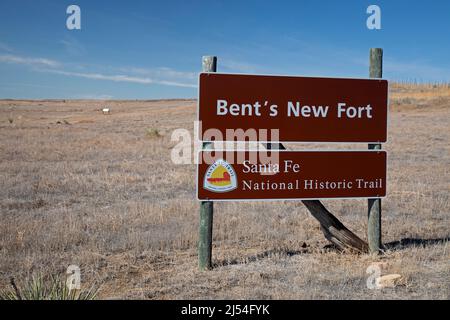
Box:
[213,247,310,268]
[384,237,450,250]
[212,238,449,267]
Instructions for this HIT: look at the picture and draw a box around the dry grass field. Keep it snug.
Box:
[0,83,449,299]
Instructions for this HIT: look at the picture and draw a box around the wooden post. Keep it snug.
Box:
[198,56,217,270]
[368,48,383,254]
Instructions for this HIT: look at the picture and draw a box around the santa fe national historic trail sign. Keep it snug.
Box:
[197,151,386,201]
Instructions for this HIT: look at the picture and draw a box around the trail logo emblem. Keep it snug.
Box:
[203,159,237,193]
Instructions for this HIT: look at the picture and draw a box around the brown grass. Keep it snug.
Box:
[0,84,449,299]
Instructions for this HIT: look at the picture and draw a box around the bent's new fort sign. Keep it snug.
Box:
[197,73,388,201]
[198,73,388,143]
[197,151,387,201]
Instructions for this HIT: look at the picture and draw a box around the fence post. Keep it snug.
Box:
[368,48,383,254]
[198,56,217,270]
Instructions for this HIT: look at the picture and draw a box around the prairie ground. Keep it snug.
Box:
[0,83,449,299]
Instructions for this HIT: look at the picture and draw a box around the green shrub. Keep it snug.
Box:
[0,275,98,300]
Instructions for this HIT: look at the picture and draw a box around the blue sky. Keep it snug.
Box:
[0,0,449,99]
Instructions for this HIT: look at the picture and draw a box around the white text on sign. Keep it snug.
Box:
[216,100,373,119]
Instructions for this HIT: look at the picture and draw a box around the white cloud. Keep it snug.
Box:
[352,56,450,82]
[118,66,197,81]
[0,53,198,88]
[60,37,87,56]
[45,69,197,88]
[384,59,450,82]
[221,59,261,73]
[0,54,60,68]
[0,42,13,53]
[156,67,197,80]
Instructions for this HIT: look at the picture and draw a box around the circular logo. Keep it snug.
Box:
[203,159,237,193]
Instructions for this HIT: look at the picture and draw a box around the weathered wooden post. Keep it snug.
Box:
[368,48,383,254]
[198,56,217,270]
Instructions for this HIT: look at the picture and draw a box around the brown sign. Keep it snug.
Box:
[198,73,388,143]
[197,151,386,201]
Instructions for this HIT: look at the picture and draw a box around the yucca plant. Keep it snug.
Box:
[0,275,98,300]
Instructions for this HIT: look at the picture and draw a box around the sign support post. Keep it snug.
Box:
[368,48,383,254]
[198,56,217,270]
[197,50,387,262]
